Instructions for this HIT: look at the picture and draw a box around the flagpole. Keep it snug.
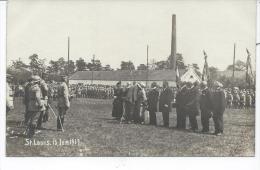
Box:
[232,43,236,81]
[67,36,70,86]
[146,45,149,87]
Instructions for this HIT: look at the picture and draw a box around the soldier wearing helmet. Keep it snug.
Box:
[24,75,45,137]
[57,75,70,131]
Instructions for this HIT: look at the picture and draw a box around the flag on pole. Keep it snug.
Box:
[246,49,254,87]
[176,65,180,82]
[202,50,210,82]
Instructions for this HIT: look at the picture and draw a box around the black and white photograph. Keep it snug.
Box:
[2,0,258,159]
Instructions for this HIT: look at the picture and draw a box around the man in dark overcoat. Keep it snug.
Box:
[175,82,188,129]
[159,81,173,127]
[200,81,213,133]
[147,82,159,125]
[185,81,201,132]
[211,81,226,136]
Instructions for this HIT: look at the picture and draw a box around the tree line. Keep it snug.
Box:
[7,53,251,88]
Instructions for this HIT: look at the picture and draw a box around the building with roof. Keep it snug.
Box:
[179,66,202,83]
[69,70,177,87]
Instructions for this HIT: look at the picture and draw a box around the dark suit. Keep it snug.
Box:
[185,86,200,131]
[212,88,226,134]
[112,88,124,119]
[176,86,188,129]
[200,87,213,132]
[159,88,173,127]
[147,89,159,125]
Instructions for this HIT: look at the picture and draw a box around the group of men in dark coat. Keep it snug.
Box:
[112,79,226,136]
[112,81,147,124]
[176,80,226,135]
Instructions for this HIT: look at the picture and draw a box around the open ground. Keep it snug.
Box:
[6,97,255,157]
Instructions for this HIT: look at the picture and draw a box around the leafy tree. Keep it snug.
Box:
[46,57,67,75]
[155,60,169,70]
[120,61,135,70]
[226,60,246,71]
[103,64,113,71]
[11,59,28,69]
[67,60,76,74]
[76,58,87,71]
[208,66,218,80]
[29,54,46,75]
[87,59,102,71]
[137,64,147,70]
[57,57,66,74]
[176,53,187,69]
[47,60,59,74]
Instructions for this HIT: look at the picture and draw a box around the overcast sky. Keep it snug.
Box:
[7,0,256,71]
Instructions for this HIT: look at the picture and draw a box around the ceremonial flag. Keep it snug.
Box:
[202,50,210,81]
[176,65,180,82]
[246,49,254,87]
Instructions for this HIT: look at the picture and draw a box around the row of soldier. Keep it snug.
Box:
[8,79,255,110]
[225,87,255,109]
[111,80,229,136]
[69,84,114,99]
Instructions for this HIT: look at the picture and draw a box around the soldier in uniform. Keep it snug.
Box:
[239,90,246,109]
[24,75,44,137]
[36,78,49,129]
[24,77,33,124]
[159,81,173,127]
[199,81,212,133]
[57,76,70,131]
[226,89,233,108]
[147,82,159,125]
[211,81,226,136]
[245,90,252,109]
[232,87,240,109]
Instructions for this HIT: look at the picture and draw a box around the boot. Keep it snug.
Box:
[27,124,35,138]
[57,118,62,131]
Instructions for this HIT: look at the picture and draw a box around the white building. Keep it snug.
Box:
[69,70,177,87]
[179,66,202,83]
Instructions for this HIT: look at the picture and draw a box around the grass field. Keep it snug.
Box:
[6,97,255,157]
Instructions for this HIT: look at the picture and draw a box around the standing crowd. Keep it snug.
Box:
[6,73,255,138]
[225,87,255,109]
[111,80,254,136]
[69,84,114,99]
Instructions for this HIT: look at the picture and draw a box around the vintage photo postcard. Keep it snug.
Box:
[4,0,258,158]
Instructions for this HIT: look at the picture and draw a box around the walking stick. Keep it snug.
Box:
[48,104,64,132]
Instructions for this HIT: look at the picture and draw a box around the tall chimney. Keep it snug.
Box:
[170,14,176,70]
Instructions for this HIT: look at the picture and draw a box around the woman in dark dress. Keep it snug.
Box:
[112,81,124,119]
